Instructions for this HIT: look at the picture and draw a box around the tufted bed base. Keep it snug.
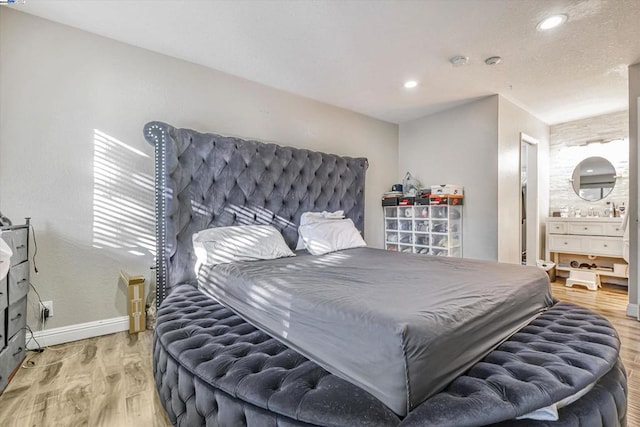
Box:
[154,284,627,427]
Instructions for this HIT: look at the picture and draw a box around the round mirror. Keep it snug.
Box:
[571,156,616,201]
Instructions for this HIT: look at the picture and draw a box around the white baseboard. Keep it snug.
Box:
[626,303,638,318]
[27,316,129,349]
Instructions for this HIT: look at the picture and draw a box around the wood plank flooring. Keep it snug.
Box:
[0,330,171,427]
[0,281,637,426]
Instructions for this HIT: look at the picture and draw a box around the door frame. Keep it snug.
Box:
[520,133,540,266]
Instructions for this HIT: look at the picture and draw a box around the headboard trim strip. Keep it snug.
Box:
[146,123,169,308]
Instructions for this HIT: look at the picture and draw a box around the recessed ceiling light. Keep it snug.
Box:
[449,55,469,67]
[537,14,568,31]
[485,56,502,66]
[586,169,594,173]
[404,80,418,89]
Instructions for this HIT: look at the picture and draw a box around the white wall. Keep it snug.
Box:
[629,62,640,315]
[399,96,499,260]
[0,9,398,329]
[548,111,629,214]
[497,98,549,264]
[399,96,549,263]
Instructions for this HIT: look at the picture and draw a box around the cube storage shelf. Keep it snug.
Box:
[383,205,462,257]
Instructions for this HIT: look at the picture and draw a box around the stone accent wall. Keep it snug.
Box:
[549,111,629,216]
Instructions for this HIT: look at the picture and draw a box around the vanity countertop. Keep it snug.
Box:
[548,217,624,223]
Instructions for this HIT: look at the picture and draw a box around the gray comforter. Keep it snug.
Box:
[197,247,554,416]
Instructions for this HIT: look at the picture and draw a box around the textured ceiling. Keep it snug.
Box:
[11,0,640,125]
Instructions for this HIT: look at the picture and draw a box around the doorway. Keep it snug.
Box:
[520,133,539,266]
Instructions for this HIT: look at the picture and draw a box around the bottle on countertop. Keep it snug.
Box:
[619,202,626,217]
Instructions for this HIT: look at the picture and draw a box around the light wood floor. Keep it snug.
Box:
[0,330,171,426]
[0,282,637,426]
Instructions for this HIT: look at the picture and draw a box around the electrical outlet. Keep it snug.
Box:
[41,301,53,318]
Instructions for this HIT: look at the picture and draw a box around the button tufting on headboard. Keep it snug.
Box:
[144,121,368,307]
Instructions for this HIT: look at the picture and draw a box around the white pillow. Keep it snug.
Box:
[192,225,295,272]
[298,219,366,255]
[295,210,345,250]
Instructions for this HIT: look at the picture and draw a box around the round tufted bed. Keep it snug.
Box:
[155,285,626,426]
[145,122,627,426]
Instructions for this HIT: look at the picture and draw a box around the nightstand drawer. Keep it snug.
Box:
[547,222,567,234]
[0,331,25,392]
[548,235,583,252]
[588,238,623,256]
[8,262,29,305]
[0,308,6,349]
[0,350,9,392]
[567,222,606,235]
[7,297,27,339]
[0,228,28,266]
[5,330,26,371]
[0,277,7,311]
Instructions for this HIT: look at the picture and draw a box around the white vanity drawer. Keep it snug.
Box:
[587,237,623,256]
[548,235,583,252]
[567,222,606,236]
[604,223,624,237]
[547,222,567,234]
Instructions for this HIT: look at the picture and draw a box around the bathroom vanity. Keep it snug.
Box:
[545,217,628,285]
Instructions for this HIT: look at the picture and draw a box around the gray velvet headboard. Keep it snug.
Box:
[144,121,368,307]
